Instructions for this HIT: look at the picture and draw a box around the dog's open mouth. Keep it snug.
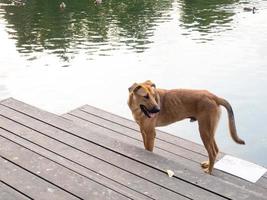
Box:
[140,105,159,118]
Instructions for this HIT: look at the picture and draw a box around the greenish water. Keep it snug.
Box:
[1,0,267,167]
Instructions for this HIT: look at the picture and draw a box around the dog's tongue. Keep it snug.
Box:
[149,113,156,118]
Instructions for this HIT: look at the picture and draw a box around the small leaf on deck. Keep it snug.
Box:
[166,170,174,177]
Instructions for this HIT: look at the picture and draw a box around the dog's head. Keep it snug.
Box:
[128,80,160,118]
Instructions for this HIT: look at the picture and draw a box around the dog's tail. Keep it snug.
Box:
[217,97,245,145]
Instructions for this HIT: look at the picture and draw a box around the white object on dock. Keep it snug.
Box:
[214,155,267,183]
[166,169,174,177]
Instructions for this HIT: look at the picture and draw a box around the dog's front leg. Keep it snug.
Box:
[140,127,147,149]
[140,125,156,152]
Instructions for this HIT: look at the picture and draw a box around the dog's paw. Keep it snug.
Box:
[203,168,212,174]
[201,161,209,169]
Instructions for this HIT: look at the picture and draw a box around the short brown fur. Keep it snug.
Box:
[128,80,245,174]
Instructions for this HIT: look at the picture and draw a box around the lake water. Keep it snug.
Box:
[1,0,267,167]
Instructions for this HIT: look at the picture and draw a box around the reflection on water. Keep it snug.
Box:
[179,0,236,42]
[1,0,173,61]
[0,0,238,60]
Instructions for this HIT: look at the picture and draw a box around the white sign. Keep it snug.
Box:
[214,155,267,183]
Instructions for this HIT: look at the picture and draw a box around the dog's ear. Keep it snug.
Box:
[135,86,147,96]
[128,83,147,96]
[128,83,139,93]
[145,80,156,88]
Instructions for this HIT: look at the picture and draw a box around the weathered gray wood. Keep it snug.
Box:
[0,108,214,200]
[0,157,80,200]
[62,112,205,172]
[63,111,267,190]
[78,104,208,155]
[0,130,151,200]
[81,106,267,181]
[64,109,208,162]
[0,136,132,200]
[1,98,266,200]
[0,182,31,200]
[1,99,262,199]
[257,177,267,188]
[81,104,267,175]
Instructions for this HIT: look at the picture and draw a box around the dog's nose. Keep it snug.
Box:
[150,106,160,113]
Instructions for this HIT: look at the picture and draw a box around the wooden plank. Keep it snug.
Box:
[0,101,227,200]
[0,157,80,200]
[1,98,266,200]
[257,177,267,187]
[62,111,267,189]
[0,116,190,200]
[63,109,208,162]
[0,130,151,200]
[0,181,31,200]
[0,136,132,200]
[67,105,267,182]
[0,109,223,200]
[62,113,206,171]
[77,104,208,155]
[1,99,264,200]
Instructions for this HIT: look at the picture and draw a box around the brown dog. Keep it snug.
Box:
[128,80,245,174]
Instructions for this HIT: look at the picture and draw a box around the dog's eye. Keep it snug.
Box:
[144,94,149,99]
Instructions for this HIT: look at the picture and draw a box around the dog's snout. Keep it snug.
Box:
[150,106,160,113]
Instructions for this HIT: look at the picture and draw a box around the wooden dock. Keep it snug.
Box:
[0,98,266,200]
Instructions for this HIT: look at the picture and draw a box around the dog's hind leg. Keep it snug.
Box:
[213,139,219,155]
[198,110,220,174]
[199,134,217,174]
[202,140,219,169]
